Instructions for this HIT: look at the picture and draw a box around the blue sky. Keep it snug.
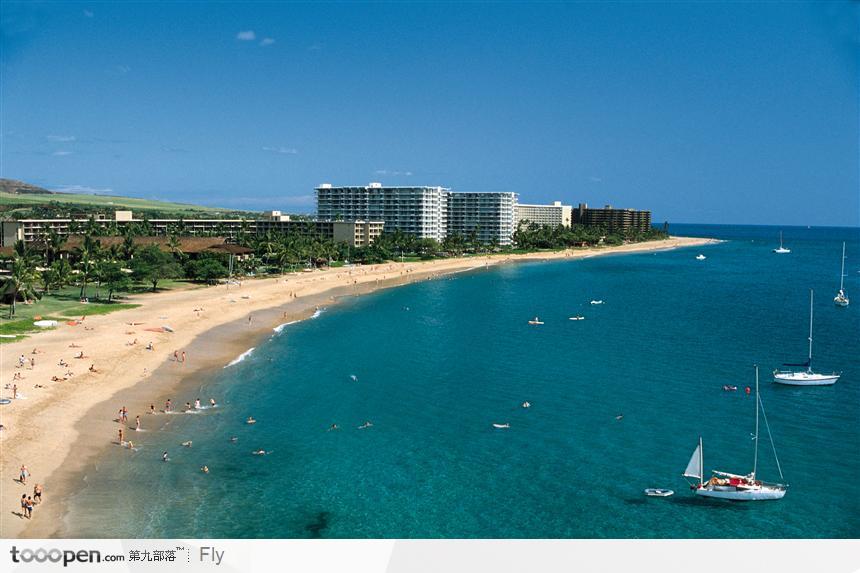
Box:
[1,2,857,225]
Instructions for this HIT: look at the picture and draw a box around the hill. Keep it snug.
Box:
[0,179,55,195]
[0,179,250,219]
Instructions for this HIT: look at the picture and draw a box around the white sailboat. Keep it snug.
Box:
[773,290,841,385]
[773,231,790,254]
[683,366,787,501]
[834,242,849,307]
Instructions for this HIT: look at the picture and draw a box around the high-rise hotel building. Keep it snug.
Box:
[447,192,518,246]
[316,184,518,245]
[316,183,449,242]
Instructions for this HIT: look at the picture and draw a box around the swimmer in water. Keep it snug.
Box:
[182,441,192,447]
[615,414,624,420]
[194,398,201,409]
[229,437,238,443]
[357,421,373,429]
[201,466,209,474]
[162,451,168,462]
[210,398,216,407]
[246,417,256,424]
[252,449,267,456]
[522,401,531,408]
[328,424,339,431]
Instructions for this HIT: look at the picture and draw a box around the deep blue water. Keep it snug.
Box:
[66,225,860,538]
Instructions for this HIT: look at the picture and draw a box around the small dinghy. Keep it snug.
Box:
[569,316,585,321]
[492,423,510,429]
[696,254,706,260]
[527,317,544,325]
[644,488,674,497]
[722,385,737,392]
[590,300,604,305]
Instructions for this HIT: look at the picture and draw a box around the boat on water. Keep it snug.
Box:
[834,242,849,307]
[644,488,674,497]
[773,290,840,386]
[569,315,585,321]
[696,254,706,260]
[492,423,510,429]
[773,231,790,254]
[590,300,604,305]
[722,385,737,392]
[528,317,544,325]
[683,366,787,501]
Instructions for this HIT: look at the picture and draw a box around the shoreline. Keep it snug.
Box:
[0,236,717,538]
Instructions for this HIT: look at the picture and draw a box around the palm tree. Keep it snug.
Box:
[76,235,102,299]
[3,242,41,318]
[166,234,184,261]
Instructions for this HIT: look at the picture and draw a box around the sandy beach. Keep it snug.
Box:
[0,236,716,538]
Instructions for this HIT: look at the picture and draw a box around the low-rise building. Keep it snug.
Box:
[0,212,383,248]
[515,201,572,228]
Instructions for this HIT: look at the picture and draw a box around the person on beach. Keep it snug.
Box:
[12,384,18,399]
[122,407,128,423]
[19,464,29,484]
[181,351,186,363]
[88,364,98,373]
[118,428,124,444]
[165,399,172,412]
[26,496,34,518]
[135,415,141,431]
[33,484,43,504]
[149,404,156,415]
[194,398,201,409]
[29,357,35,369]
[185,402,192,411]
[20,494,27,518]
[18,354,26,368]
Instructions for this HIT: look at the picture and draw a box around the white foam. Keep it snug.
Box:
[224,347,255,368]
[273,320,299,334]
[310,308,325,319]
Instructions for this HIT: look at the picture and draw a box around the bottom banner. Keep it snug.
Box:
[1,539,858,572]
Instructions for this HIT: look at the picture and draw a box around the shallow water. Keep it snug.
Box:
[64,225,860,538]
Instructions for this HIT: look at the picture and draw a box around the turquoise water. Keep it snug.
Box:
[66,225,860,538]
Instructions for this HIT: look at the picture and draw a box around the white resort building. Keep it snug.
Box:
[447,192,518,246]
[515,201,572,228]
[316,183,449,242]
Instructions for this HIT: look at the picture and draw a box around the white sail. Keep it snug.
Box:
[683,443,702,479]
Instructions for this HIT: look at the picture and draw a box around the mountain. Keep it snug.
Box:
[0,179,55,195]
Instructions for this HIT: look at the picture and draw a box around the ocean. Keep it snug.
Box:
[63,224,860,538]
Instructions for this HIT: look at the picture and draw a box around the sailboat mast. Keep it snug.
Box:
[699,436,704,487]
[753,365,760,479]
[840,242,846,291]
[808,289,814,368]
[779,231,783,248]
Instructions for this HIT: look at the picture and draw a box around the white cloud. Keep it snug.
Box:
[47,135,76,142]
[236,30,256,41]
[83,10,94,18]
[375,169,413,177]
[259,38,275,46]
[262,146,298,155]
[52,185,114,195]
[52,150,73,156]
